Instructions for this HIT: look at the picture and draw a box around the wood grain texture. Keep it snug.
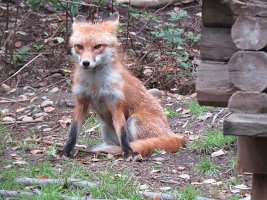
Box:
[224,113,267,136]
[228,51,267,92]
[232,15,267,50]
[230,0,267,17]
[196,61,237,107]
[200,27,238,61]
[202,0,235,28]
[252,173,267,200]
[237,137,267,173]
[228,92,267,114]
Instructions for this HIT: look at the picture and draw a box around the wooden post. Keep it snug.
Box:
[252,174,267,200]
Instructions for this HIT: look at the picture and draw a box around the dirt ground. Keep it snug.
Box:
[0,1,252,199]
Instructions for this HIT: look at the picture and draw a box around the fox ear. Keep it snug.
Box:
[108,12,119,23]
[74,15,86,23]
[104,12,119,34]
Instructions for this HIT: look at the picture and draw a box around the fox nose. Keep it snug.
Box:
[82,61,90,67]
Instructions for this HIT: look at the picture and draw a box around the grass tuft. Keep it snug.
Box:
[185,100,211,117]
[196,157,219,175]
[188,129,237,153]
[179,186,199,200]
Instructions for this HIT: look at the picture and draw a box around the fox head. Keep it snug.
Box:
[70,13,119,70]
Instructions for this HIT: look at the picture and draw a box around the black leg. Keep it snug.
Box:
[120,126,133,158]
[63,123,78,157]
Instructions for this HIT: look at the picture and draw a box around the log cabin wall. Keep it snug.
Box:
[197,1,267,199]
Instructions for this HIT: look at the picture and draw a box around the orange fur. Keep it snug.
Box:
[64,13,186,159]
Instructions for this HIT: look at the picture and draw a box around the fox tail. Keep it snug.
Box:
[89,135,186,157]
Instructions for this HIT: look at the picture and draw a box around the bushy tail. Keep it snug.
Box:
[89,135,186,157]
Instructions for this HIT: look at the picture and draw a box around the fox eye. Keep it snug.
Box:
[94,44,102,49]
[75,44,83,50]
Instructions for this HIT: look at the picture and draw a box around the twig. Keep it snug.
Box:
[1,53,43,85]
[1,119,43,125]
[0,189,105,200]
[28,139,93,154]
[211,108,224,126]
[16,177,99,188]
[139,191,175,200]
[0,98,29,104]
[59,0,99,7]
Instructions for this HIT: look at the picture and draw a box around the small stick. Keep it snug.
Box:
[0,99,29,104]
[1,54,43,85]
[16,177,99,188]
[28,139,92,154]
[1,119,43,125]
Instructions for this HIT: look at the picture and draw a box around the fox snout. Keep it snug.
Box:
[81,60,91,68]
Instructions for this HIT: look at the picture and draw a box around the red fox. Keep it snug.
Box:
[63,13,186,160]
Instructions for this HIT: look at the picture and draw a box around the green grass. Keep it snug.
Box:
[165,107,181,119]
[185,100,211,117]
[0,159,142,200]
[79,116,101,147]
[0,124,9,154]
[196,157,219,175]
[90,171,142,199]
[188,129,237,153]
[81,116,100,133]
[179,186,199,200]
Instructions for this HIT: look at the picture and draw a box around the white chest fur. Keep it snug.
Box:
[72,67,124,106]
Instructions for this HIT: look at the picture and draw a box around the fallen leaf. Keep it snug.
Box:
[39,176,49,179]
[197,112,213,121]
[139,184,148,190]
[44,106,55,113]
[13,160,29,165]
[234,184,251,190]
[91,158,100,162]
[159,186,171,191]
[179,174,190,180]
[160,150,166,155]
[202,179,216,184]
[211,149,226,158]
[106,154,114,159]
[16,107,26,113]
[151,169,161,174]
[59,116,72,128]
[153,157,165,162]
[30,149,43,155]
[4,164,13,169]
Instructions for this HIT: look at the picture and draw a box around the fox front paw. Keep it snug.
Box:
[125,152,143,162]
[63,143,75,158]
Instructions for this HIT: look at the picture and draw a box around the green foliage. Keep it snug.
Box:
[149,10,200,69]
[196,157,219,175]
[185,100,211,117]
[179,186,199,200]
[33,44,44,51]
[90,171,141,199]
[0,124,8,154]
[165,107,181,119]
[12,46,31,68]
[27,0,81,16]
[188,129,237,153]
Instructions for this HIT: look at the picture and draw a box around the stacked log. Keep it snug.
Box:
[197,1,267,199]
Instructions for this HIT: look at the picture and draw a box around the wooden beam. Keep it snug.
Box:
[232,15,267,50]
[202,0,235,28]
[230,0,267,17]
[228,92,267,113]
[224,113,267,136]
[252,173,267,200]
[228,51,267,92]
[196,61,237,107]
[200,27,238,62]
[237,137,267,173]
